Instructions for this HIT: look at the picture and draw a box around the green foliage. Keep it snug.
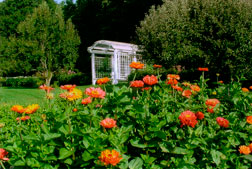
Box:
[136,0,252,82]
[52,72,92,86]
[1,77,43,88]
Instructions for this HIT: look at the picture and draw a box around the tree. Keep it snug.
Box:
[15,1,80,85]
[136,0,252,81]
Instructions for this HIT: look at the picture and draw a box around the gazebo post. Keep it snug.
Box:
[113,50,118,84]
[91,53,96,85]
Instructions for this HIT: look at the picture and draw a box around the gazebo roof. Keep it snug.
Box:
[87,40,139,54]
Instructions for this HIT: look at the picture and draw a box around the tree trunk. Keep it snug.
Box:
[45,71,53,86]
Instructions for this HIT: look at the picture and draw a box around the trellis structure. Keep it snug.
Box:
[87,40,141,85]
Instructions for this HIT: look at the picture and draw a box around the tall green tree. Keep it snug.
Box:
[14,1,80,85]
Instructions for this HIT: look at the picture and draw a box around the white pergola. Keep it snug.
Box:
[87,40,141,85]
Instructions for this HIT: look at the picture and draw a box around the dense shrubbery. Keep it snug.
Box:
[1,77,43,88]
[136,0,252,82]
[0,69,252,168]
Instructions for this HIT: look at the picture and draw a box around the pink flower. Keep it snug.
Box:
[0,148,9,161]
[81,97,92,105]
[100,118,117,128]
[216,117,229,128]
[85,87,106,99]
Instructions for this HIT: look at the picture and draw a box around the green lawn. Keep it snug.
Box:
[0,85,93,105]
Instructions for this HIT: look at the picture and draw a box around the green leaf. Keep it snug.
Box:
[171,147,191,155]
[82,150,94,161]
[64,158,73,165]
[59,125,69,135]
[44,156,57,161]
[58,148,74,160]
[43,133,61,141]
[13,160,26,166]
[26,158,41,168]
[129,157,143,169]
[130,138,147,148]
[241,155,252,162]
[211,149,222,165]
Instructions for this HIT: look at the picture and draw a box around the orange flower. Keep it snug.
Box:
[249,86,252,90]
[218,81,224,84]
[190,85,200,92]
[248,143,252,151]
[207,107,214,113]
[24,104,39,114]
[153,64,162,68]
[167,74,180,80]
[0,148,9,161]
[166,79,178,85]
[142,87,152,91]
[239,145,251,155]
[61,88,83,101]
[60,84,76,92]
[205,99,220,107]
[81,97,92,105]
[178,110,198,128]
[143,75,158,86]
[198,67,209,71]
[16,116,30,121]
[195,112,204,120]
[99,149,122,166]
[97,77,110,85]
[182,82,191,87]
[129,62,144,69]
[130,80,144,88]
[172,85,183,92]
[246,116,252,124]
[182,90,192,98]
[11,105,24,114]
[242,88,249,92]
[39,84,54,93]
[73,108,78,112]
[216,117,229,128]
[100,118,117,128]
[85,87,106,99]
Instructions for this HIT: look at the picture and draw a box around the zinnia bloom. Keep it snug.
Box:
[85,87,106,99]
[11,105,24,114]
[0,148,9,161]
[81,97,92,105]
[182,82,191,87]
[218,81,224,84]
[190,85,200,92]
[178,110,198,128]
[23,104,39,114]
[39,84,54,93]
[205,99,220,107]
[248,143,252,151]
[249,86,252,90]
[100,118,117,128]
[182,90,192,98]
[97,77,110,85]
[166,79,178,85]
[216,117,229,128]
[198,67,209,71]
[242,88,249,92]
[16,116,30,121]
[129,62,144,69]
[153,64,162,68]
[239,145,251,155]
[195,112,204,120]
[171,85,183,92]
[99,149,122,166]
[207,107,214,113]
[143,75,158,86]
[130,80,144,88]
[167,74,180,80]
[246,116,252,124]
[142,87,152,91]
[60,84,76,92]
[73,108,78,112]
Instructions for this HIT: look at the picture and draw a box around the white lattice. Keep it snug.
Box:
[118,52,134,80]
[95,57,111,78]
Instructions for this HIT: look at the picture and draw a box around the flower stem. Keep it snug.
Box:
[0,161,6,169]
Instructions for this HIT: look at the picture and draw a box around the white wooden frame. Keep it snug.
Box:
[88,40,141,85]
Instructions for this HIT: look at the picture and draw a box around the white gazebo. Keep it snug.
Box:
[87,40,142,85]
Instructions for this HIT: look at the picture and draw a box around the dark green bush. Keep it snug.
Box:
[136,0,252,82]
[51,72,91,86]
[2,77,43,88]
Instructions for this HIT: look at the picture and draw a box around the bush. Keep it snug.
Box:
[51,72,91,86]
[1,77,43,88]
[136,0,252,82]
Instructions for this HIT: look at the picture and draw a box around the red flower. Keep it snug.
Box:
[130,80,144,88]
[205,99,220,107]
[246,116,252,124]
[16,116,30,121]
[129,62,144,69]
[97,77,110,85]
[99,149,122,166]
[39,84,54,93]
[142,87,152,91]
[167,74,180,80]
[166,79,178,85]
[60,84,76,92]
[85,87,106,99]
[143,75,158,86]
[81,97,92,105]
[182,90,192,98]
[171,85,183,92]
[73,108,78,112]
[207,107,214,113]
[216,117,229,128]
[100,118,117,128]
[239,145,251,155]
[11,105,24,114]
[190,85,200,92]
[195,112,204,120]
[0,148,9,161]
[153,64,162,68]
[198,67,209,71]
[178,110,198,128]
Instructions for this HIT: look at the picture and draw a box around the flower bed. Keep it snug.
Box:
[0,64,252,168]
